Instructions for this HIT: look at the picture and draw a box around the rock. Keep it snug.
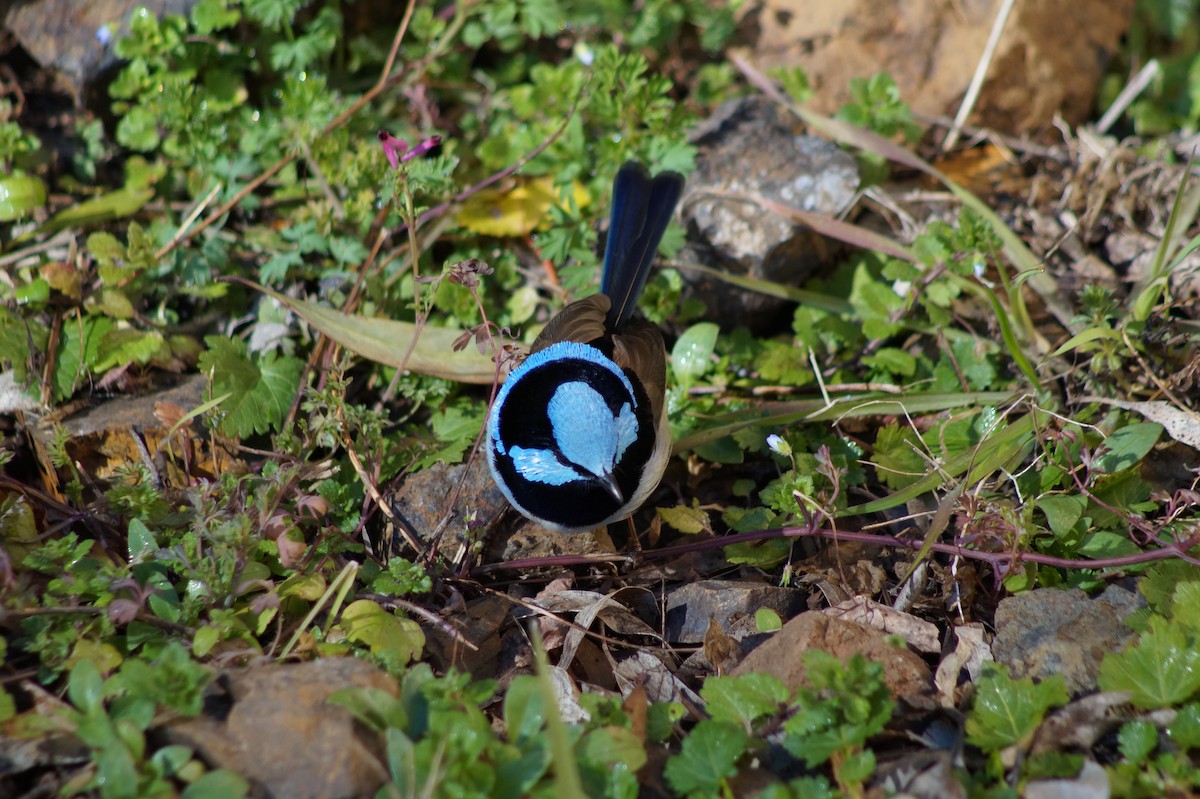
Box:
[735,0,1134,134]
[663,578,804,643]
[423,594,508,679]
[27,373,231,488]
[159,658,394,799]
[732,611,933,700]
[390,456,505,546]
[389,456,616,561]
[874,750,967,799]
[5,0,199,100]
[991,584,1145,695]
[679,97,859,332]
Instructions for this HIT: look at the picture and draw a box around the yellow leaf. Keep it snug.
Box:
[656,504,709,534]
[456,178,590,237]
[67,639,124,674]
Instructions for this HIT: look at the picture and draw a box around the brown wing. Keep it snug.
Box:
[611,320,667,424]
[531,293,666,423]
[530,293,611,353]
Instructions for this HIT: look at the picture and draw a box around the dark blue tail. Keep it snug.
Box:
[601,162,685,330]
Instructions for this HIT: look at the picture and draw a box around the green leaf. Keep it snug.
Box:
[69,639,123,674]
[965,663,1067,751]
[96,739,140,799]
[663,720,748,796]
[519,0,561,38]
[755,608,783,633]
[1132,559,1200,609]
[339,600,425,668]
[1168,582,1200,633]
[126,518,157,562]
[1099,615,1200,708]
[780,652,894,766]
[671,322,719,387]
[1075,530,1140,559]
[278,572,327,601]
[258,288,506,384]
[367,559,431,597]
[837,748,876,784]
[67,657,105,716]
[772,777,839,799]
[861,347,916,378]
[150,744,194,776]
[116,107,161,151]
[40,186,155,234]
[1093,422,1163,474]
[191,0,241,33]
[0,688,15,723]
[414,400,486,469]
[656,503,709,534]
[1037,494,1086,537]
[384,727,417,789]
[1117,720,1158,765]
[578,725,647,771]
[503,675,545,745]
[53,316,113,401]
[646,701,686,743]
[113,642,210,716]
[1169,703,1200,749]
[870,423,926,490]
[180,769,249,799]
[198,337,303,437]
[327,686,408,733]
[192,625,221,658]
[701,673,789,728]
[849,261,903,340]
[0,171,47,221]
[693,435,745,464]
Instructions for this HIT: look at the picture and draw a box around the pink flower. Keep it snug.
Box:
[378,130,442,169]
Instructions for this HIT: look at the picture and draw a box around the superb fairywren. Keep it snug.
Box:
[487,162,685,532]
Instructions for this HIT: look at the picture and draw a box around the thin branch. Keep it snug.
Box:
[942,0,1016,152]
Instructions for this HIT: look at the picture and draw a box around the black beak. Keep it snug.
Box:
[596,471,623,504]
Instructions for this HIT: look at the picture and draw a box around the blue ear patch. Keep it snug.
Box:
[507,444,582,486]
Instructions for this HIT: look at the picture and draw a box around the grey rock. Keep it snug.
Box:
[390,456,613,562]
[992,584,1145,695]
[678,97,859,332]
[6,0,198,100]
[664,578,803,643]
[160,658,394,799]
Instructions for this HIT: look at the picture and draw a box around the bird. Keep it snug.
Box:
[486,161,685,532]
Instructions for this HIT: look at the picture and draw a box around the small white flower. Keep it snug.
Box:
[891,279,911,297]
[766,434,791,457]
[574,42,595,66]
[973,260,986,278]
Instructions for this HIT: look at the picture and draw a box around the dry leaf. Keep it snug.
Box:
[703,618,741,674]
[825,596,941,653]
[1085,397,1200,449]
[935,623,992,707]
